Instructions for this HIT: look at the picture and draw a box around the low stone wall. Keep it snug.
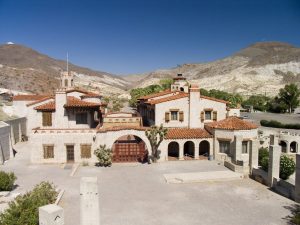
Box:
[0,121,11,164]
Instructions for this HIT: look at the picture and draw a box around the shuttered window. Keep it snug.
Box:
[213,111,217,121]
[42,112,52,126]
[170,111,178,120]
[43,145,54,159]
[81,144,92,158]
[200,111,204,122]
[179,111,184,122]
[165,112,170,122]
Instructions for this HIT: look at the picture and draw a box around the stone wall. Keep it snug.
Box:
[0,121,11,164]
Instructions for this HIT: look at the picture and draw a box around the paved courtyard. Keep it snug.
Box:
[0,142,296,225]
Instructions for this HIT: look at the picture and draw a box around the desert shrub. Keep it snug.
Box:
[280,155,296,180]
[94,145,112,167]
[0,171,16,191]
[260,120,300,130]
[0,181,57,225]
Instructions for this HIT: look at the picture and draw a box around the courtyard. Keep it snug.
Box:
[0,142,296,225]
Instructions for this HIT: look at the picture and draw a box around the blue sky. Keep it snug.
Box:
[0,0,299,75]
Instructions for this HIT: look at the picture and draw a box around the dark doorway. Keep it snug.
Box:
[66,145,75,163]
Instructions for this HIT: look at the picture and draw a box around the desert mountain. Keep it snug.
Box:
[125,42,300,96]
[0,44,130,96]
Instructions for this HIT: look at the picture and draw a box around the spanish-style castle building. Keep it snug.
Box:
[12,72,259,174]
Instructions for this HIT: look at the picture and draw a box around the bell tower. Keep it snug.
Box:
[60,71,74,90]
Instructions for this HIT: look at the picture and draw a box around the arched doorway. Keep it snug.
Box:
[199,140,210,158]
[168,142,179,160]
[290,141,298,153]
[279,141,287,152]
[112,135,148,162]
[184,141,195,159]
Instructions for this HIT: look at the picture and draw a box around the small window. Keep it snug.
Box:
[81,144,91,158]
[43,145,54,159]
[242,141,248,154]
[170,111,178,120]
[76,112,88,124]
[219,141,230,154]
[205,111,212,120]
[42,112,52,126]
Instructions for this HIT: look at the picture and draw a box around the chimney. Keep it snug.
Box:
[189,84,201,128]
[54,89,68,128]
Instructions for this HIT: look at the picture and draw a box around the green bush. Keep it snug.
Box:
[260,157,269,172]
[94,145,112,167]
[0,181,57,225]
[0,171,16,191]
[260,120,300,130]
[280,155,296,180]
[258,148,269,164]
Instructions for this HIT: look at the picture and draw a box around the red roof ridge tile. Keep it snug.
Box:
[147,92,188,105]
[138,89,172,100]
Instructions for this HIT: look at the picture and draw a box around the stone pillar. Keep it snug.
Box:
[179,142,184,160]
[18,123,22,142]
[234,135,243,162]
[194,144,199,159]
[269,134,278,146]
[295,154,300,203]
[250,139,259,170]
[287,142,291,154]
[39,204,64,225]
[267,145,281,187]
[80,177,100,225]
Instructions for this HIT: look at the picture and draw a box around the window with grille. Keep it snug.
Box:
[76,112,88,124]
[81,144,91,158]
[42,112,52,126]
[242,141,248,154]
[219,141,230,154]
[170,111,178,120]
[43,145,54,159]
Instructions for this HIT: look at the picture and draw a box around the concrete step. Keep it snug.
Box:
[164,170,243,184]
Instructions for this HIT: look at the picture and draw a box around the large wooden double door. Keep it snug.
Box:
[113,141,147,163]
[66,145,75,163]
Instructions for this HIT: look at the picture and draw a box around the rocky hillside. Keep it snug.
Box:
[125,42,300,96]
[0,44,130,96]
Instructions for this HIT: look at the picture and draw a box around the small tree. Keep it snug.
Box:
[145,124,168,163]
[94,145,113,167]
[278,83,300,113]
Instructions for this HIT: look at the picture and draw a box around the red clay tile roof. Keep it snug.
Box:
[138,89,172,100]
[26,96,54,106]
[34,101,55,111]
[81,92,102,97]
[34,97,101,111]
[147,92,189,105]
[12,95,50,101]
[66,88,101,97]
[201,96,229,104]
[166,128,212,139]
[205,116,258,130]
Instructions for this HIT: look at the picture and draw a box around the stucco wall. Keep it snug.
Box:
[5,117,27,144]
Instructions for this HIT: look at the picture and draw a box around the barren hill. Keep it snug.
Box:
[0,44,129,95]
[124,42,300,96]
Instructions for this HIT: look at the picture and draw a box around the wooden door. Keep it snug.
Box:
[66,145,75,163]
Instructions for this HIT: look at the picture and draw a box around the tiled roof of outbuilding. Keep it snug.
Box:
[165,128,212,139]
[205,117,258,130]
[12,95,50,101]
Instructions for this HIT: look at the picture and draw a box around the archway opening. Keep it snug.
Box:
[279,141,287,153]
[184,141,195,159]
[112,135,148,163]
[199,140,210,159]
[168,142,179,160]
[290,141,298,153]
[180,87,184,92]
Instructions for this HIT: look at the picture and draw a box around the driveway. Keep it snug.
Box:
[0,142,295,225]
